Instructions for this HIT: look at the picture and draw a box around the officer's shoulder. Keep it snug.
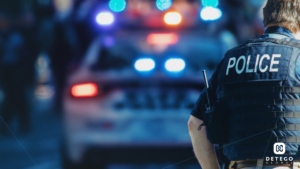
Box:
[284,38,300,44]
[225,37,300,55]
[273,38,300,49]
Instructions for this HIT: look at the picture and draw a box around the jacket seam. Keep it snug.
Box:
[295,53,300,81]
[286,47,294,81]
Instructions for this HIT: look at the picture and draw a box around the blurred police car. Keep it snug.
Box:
[61,0,235,167]
[61,30,228,168]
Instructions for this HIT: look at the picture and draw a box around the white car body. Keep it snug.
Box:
[63,32,222,165]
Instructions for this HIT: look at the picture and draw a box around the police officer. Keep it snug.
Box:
[189,0,300,168]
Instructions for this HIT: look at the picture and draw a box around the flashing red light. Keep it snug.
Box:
[147,33,178,45]
[71,83,98,97]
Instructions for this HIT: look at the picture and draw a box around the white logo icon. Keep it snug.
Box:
[274,143,285,155]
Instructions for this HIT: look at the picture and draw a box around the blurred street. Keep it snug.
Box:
[0,86,62,169]
[0,88,200,169]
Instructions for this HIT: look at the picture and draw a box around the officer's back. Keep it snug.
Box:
[188,0,300,168]
[219,26,300,160]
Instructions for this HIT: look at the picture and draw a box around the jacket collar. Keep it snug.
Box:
[264,26,295,38]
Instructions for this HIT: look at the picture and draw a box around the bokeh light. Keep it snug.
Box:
[147,33,178,45]
[156,0,172,11]
[71,83,98,97]
[96,12,114,25]
[164,12,182,25]
[109,0,127,12]
[165,58,186,72]
[201,0,219,7]
[200,7,222,21]
[54,0,72,12]
[134,58,156,72]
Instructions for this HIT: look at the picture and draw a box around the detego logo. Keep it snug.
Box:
[274,142,285,155]
[264,143,293,165]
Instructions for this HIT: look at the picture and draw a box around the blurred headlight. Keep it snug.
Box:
[134,58,156,72]
[165,58,185,72]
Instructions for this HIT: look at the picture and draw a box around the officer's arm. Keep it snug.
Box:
[188,115,220,169]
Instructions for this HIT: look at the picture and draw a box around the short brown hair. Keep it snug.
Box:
[263,0,300,33]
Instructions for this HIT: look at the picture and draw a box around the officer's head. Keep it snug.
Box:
[263,0,300,34]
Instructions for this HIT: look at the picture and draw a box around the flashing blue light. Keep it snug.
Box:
[134,58,155,72]
[201,0,219,7]
[165,58,185,72]
[156,0,172,11]
[109,0,126,12]
[96,12,114,25]
[200,7,222,21]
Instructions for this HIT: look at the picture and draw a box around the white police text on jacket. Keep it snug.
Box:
[226,54,281,75]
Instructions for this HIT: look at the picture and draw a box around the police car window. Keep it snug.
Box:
[296,54,300,80]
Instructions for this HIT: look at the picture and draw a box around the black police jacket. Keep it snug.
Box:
[191,26,300,161]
